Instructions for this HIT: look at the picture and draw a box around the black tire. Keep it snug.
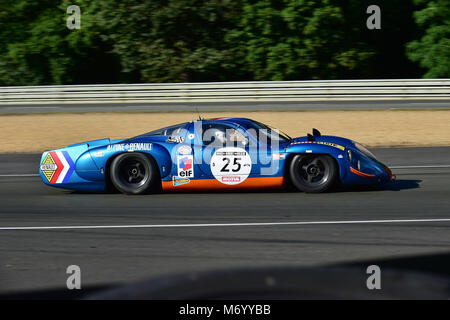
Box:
[109,153,156,195]
[289,154,338,193]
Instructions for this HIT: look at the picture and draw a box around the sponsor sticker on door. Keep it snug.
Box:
[177,155,194,178]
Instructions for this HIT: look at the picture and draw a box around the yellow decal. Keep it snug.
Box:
[173,177,190,186]
[291,141,345,151]
[316,142,345,151]
[40,153,57,182]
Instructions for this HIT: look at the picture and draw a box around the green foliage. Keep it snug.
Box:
[96,0,240,82]
[226,0,375,80]
[0,0,447,85]
[0,0,119,85]
[406,0,450,78]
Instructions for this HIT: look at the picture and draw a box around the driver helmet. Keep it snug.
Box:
[213,129,226,144]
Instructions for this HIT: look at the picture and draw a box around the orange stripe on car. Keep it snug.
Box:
[162,177,285,191]
[350,166,375,178]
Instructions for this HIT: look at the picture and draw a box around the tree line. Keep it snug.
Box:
[0,0,448,86]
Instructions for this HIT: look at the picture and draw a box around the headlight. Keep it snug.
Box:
[347,149,360,169]
[354,142,376,160]
[347,149,352,162]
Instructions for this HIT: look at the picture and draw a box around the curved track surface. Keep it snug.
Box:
[0,147,449,293]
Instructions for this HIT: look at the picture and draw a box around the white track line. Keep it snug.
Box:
[391,165,450,169]
[0,174,39,177]
[1,165,449,178]
[1,218,450,231]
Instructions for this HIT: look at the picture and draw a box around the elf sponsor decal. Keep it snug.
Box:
[177,155,194,178]
[290,141,345,151]
[210,147,252,185]
[177,145,192,155]
[173,177,190,186]
[40,151,74,184]
[106,143,152,152]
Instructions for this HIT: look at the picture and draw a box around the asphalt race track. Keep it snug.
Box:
[0,147,449,294]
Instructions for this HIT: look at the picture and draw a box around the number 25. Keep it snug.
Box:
[221,157,241,172]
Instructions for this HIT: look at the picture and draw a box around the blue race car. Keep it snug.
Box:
[39,117,394,194]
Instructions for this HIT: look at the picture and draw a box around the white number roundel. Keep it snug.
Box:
[210,147,252,185]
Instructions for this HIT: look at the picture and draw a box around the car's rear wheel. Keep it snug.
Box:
[110,153,156,195]
[289,154,338,193]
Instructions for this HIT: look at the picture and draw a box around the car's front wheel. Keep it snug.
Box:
[110,153,157,195]
[289,154,338,193]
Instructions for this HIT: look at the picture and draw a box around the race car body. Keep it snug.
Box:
[39,118,394,194]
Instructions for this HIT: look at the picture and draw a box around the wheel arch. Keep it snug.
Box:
[285,152,342,187]
[105,152,162,193]
[285,143,347,182]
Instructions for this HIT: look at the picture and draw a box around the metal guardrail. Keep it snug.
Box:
[0,79,449,104]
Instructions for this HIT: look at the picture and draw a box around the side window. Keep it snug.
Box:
[161,124,187,137]
[138,123,188,139]
[202,123,247,147]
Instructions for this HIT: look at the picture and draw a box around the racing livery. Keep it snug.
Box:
[39,118,394,194]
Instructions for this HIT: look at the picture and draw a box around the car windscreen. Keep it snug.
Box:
[244,120,292,144]
[135,122,188,138]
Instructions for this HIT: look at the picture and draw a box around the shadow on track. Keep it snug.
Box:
[173,179,423,194]
[334,179,421,193]
[68,179,421,195]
